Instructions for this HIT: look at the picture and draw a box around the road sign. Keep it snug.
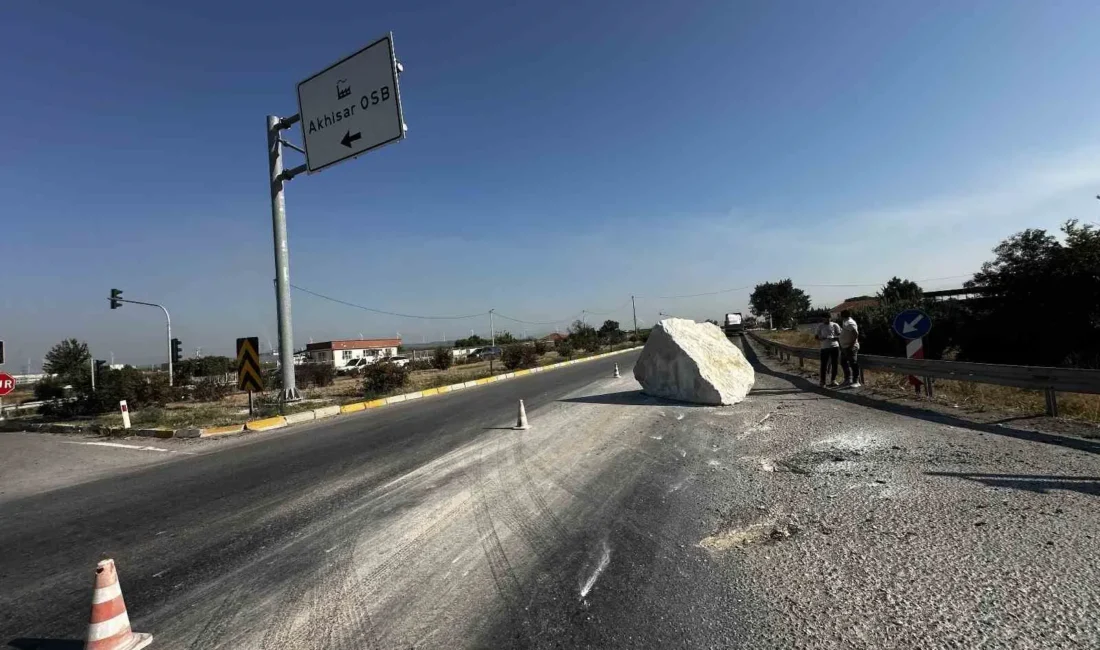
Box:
[0,372,15,397]
[892,308,932,340]
[297,33,405,173]
[236,337,264,392]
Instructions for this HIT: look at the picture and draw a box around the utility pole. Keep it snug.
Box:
[489,309,496,374]
[90,356,95,392]
[631,295,638,339]
[266,114,307,402]
[108,290,174,386]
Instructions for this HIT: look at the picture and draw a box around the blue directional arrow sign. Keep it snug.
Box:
[892,308,932,340]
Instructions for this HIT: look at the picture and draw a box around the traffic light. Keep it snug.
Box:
[110,288,123,309]
[171,338,183,364]
[0,340,4,365]
[94,359,107,377]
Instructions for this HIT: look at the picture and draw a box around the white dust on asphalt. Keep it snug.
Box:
[579,540,611,599]
[58,440,193,454]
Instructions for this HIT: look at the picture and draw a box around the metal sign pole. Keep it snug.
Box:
[632,295,638,340]
[489,309,495,375]
[267,115,302,402]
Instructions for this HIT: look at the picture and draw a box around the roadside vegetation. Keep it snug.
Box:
[11,322,643,432]
[750,221,1100,369]
[755,329,1100,427]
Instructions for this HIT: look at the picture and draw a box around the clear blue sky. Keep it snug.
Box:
[3,0,1100,368]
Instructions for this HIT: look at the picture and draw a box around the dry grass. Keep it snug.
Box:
[756,330,1100,425]
[23,345,640,431]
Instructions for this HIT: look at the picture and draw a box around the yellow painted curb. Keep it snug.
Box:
[475,378,491,385]
[421,388,440,396]
[341,402,366,413]
[246,416,287,431]
[365,398,386,409]
[435,386,451,394]
[201,424,245,437]
[404,391,424,400]
[514,369,531,376]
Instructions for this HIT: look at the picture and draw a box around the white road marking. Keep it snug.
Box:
[59,441,191,454]
[579,542,611,599]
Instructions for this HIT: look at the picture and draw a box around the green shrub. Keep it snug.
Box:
[34,376,67,401]
[362,361,409,396]
[408,358,434,372]
[502,344,539,370]
[308,363,335,387]
[533,339,548,355]
[192,377,232,402]
[557,342,574,358]
[432,346,454,370]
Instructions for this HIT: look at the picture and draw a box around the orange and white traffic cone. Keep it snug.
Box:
[85,559,153,650]
[613,363,620,378]
[513,399,530,430]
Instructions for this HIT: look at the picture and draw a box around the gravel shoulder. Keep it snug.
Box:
[3,341,1097,648]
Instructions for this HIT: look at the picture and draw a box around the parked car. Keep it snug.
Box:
[387,355,410,368]
[338,357,372,375]
[470,347,502,360]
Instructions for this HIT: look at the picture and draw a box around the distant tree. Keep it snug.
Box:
[878,277,923,303]
[597,320,624,346]
[963,220,1100,366]
[501,343,539,370]
[844,295,875,302]
[704,318,720,326]
[43,339,90,379]
[431,346,454,371]
[495,330,517,345]
[569,320,600,352]
[749,279,811,328]
[454,335,488,348]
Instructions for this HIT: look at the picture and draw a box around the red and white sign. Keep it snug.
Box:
[0,372,15,396]
[906,338,924,391]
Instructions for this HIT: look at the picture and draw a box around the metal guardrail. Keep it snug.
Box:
[744,330,1100,416]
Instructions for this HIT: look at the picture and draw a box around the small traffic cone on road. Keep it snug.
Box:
[85,559,153,650]
[613,363,621,378]
[514,399,531,430]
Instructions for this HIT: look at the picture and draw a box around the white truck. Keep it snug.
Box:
[723,312,744,336]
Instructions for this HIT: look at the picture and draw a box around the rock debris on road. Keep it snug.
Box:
[0,342,1097,649]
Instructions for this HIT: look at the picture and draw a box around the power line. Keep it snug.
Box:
[637,274,975,299]
[583,301,632,316]
[639,286,753,300]
[290,284,486,320]
[494,311,582,325]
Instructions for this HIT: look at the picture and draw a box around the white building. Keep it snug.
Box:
[304,338,401,370]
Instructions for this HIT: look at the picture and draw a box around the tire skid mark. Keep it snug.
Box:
[523,453,691,558]
[486,434,561,559]
[512,439,572,542]
[186,579,251,650]
[311,540,383,650]
[467,444,527,614]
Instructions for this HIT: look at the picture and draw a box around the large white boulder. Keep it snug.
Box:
[633,318,754,405]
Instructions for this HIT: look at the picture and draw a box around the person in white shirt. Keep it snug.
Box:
[838,309,861,388]
[815,316,842,387]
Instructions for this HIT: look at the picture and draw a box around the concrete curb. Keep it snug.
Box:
[6,346,642,439]
[245,416,287,432]
[283,411,315,425]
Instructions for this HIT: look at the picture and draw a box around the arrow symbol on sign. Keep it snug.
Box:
[340,130,362,148]
[902,314,924,334]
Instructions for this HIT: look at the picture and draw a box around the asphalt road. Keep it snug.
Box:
[3,340,1099,649]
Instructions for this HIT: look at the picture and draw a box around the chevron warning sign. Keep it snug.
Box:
[236,337,263,391]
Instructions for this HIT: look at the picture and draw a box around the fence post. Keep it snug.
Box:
[925,377,934,398]
[1045,389,1058,417]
